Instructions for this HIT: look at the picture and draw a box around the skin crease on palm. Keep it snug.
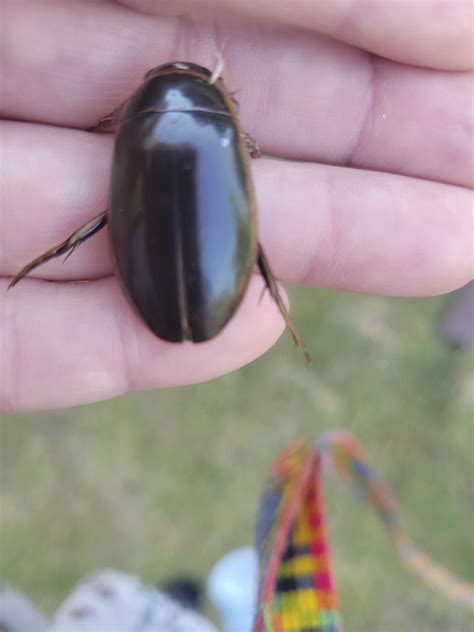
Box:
[0,0,472,413]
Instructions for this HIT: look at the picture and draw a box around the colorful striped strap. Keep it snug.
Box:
[254,431,474,632]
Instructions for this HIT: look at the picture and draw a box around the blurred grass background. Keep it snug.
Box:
[1,287,473,631]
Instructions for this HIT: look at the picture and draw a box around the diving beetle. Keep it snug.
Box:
[9,61,309,362]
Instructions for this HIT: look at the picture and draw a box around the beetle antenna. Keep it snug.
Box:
[209,52,225,84]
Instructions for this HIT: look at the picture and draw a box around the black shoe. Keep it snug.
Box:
[160,577,202,611]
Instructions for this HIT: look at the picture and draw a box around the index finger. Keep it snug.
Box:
[2,1,472,189]
[122,0,474,71]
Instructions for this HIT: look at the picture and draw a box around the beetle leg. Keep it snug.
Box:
[8,211,108,289]
[242,133,261,159]
[257,245,311,364]
[87,113,115,132]
[229,90,240,110]
[87,101,126,132]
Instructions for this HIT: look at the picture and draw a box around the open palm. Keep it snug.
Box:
[1,0,472,412]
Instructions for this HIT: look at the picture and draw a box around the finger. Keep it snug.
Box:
[2,2,472,188]
[0,276,285,413]
[2,123,472,297]
[120,0,473,71]
[255,160,473,297]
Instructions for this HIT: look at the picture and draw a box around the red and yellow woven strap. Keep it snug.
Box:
[254,431,474,632]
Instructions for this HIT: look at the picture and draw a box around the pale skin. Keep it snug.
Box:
[1,0,473,413]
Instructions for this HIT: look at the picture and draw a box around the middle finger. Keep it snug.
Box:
[2,122,471,297]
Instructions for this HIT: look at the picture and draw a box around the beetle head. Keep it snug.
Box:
[143,62,212,82]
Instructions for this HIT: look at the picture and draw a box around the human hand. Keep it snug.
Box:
[1,0,472,412]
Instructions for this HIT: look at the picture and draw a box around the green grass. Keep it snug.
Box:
[1,287,473,631]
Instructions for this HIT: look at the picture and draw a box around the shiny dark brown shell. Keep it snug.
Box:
[109,64,257,342]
